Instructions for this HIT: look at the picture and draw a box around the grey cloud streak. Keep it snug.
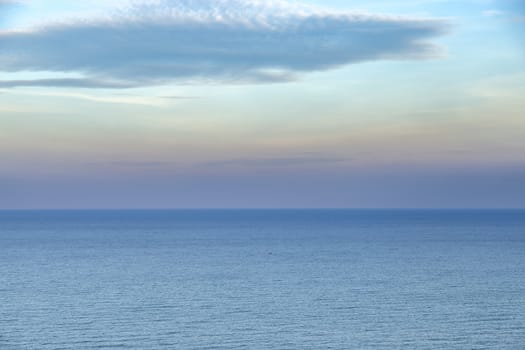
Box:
[92,156,346,169]
[0,78,139,88]
[203,156,347,168]
[0,0,450,88]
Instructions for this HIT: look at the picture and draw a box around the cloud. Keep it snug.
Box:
[0,0,450,88]
[203,156,347,168]
[103,161,178,167]
[0,0,19,9]
[92,156,346,170]
[14,89,165,105]
[0,78,138,88]
[483,10,505,17]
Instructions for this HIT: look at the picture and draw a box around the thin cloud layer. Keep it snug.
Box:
[0,0,18,9]
[0,0,450,88]
[204,156,346,168]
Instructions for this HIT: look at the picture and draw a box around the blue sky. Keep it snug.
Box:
[0,0,524,209]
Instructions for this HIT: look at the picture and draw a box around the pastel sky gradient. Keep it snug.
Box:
[1,0,524,209]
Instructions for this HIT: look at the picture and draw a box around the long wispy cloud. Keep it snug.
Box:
[203,155,347,168]
[0,0,450,88]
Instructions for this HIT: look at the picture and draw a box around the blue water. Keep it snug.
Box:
[1,210,524,349]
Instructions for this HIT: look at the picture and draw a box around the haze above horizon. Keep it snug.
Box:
[1,0,524,209]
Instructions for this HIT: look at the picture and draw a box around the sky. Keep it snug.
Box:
[0,0,524,209]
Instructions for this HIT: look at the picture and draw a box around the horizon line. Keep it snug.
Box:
[1,208,525,211]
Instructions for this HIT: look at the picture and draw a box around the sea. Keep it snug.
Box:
[1,209,524,349]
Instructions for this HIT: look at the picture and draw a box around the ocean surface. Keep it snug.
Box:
[1,210,524,349]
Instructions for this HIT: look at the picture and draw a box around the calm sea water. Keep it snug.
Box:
[1,210,524,349]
